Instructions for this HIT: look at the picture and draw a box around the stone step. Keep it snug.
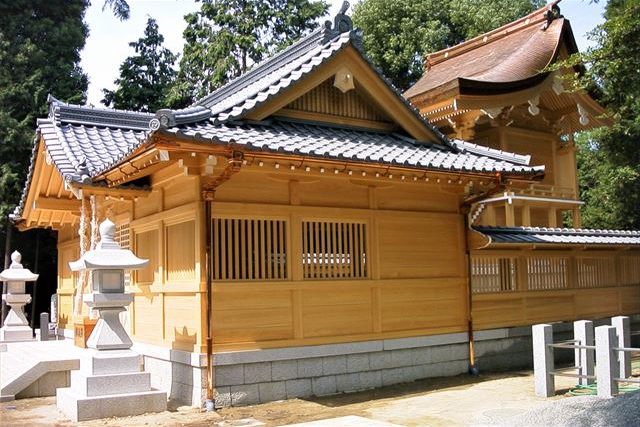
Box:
[70,370,151,397]
[80,350,141,375]
[56,387,167,422]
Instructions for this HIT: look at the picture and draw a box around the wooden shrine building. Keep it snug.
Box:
[10,2,640,407]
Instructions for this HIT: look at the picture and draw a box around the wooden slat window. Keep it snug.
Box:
[212,218,287,281]
[114,221,131,287]
[527,257,568,290]
[576,256,616,288]
[470,257,516,293]
[620,255,640,286]
[302,221,367,279]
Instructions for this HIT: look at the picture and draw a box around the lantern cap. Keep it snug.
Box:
[0,250,39,282]
[69,219,149,271]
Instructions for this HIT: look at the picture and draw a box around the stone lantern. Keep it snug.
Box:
[68,218,147,350]
[57,219,166,421]
[0,251,38,342]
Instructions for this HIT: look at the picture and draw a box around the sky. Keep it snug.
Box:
[81,0,607,107]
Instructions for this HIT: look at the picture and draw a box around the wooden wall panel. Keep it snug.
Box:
[298,181,369,209]
[132,293,163,341]
[215,172,290,205]
[212,289,294,344]
[164,179,197,210]
[376,186,459,213]
[135,229,159,285]
[165,220,196,283]
[575,288,620,319]
[301,288,372,337]
[164,293,201,351]
[380,279,466,332]
[134,190,161,219]
[620,286,640,314]
[378,214,464,279]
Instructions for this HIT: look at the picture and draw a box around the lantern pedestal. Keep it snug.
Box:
[56,350,166,422]
[0,251,38,342]
[84,293,133,350]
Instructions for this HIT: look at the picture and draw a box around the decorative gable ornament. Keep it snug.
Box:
[0,251,38,341]
[334,67,355,93]
[69,218,148,350]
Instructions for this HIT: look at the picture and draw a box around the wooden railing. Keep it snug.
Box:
[472,252,640,293]
[470,251,640,329]
[514,183,576,200]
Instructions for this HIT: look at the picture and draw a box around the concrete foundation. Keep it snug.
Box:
[55,313,640,408]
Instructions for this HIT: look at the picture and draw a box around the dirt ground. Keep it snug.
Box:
[0,369,579,427]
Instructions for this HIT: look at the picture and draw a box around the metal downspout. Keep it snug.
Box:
[203,191,214,411]
[201,150,244,410]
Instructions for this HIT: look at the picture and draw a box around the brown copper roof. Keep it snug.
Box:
[404,1,576,99]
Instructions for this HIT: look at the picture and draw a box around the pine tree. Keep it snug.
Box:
[102,17,178,112]
[166,0,329,108]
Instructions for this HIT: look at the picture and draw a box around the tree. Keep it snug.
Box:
[102,17,178,112]
[561,1,640,229]
[166,0,329,108]
[0,0,89,322]
[352,0,545,91]
[102,0,130,21]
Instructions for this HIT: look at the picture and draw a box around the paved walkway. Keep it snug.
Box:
[0,339,81,400]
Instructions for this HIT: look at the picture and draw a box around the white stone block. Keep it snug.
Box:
[56,387,166,422]
[533,324,554,398]
[596,325,619,398]
[71,370,151,396]
[573,320,594,386]
[611,316,631,379]
[81,350,141,375]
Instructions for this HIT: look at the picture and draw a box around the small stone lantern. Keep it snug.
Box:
[59,219,166,421]
[0,251,38,342]
[69,218,148,350]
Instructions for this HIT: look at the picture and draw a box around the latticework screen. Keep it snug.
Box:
[301,221,367,279]
[212,218,288,281]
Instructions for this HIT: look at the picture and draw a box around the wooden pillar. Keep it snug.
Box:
[484,204,496,227]
[522,205,531,227]
[547,208,557,228]
[505,203,515,227]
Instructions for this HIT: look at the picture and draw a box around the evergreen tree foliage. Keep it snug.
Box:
[102,0,130,21]
[0,1,89,227]
[102,17,178,112]
[563,0,640,229]
[166,0,329,108]
[0,1,90,320]
[352,0,545,91]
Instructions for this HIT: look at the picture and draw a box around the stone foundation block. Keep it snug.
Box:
[285,378,312,399]
[230,384,259,406]
[359,370,382,390]
[298,358,323,377]
[272,360,297,380]
[216,364,244,386]
[56,387,166,422]
[81,350,140,376]
[258,381,286,402]
[312,376,337,396]
[244,362,271,384]
[336,373,362,392]
[346,353,370,373]
[322,355,347,375]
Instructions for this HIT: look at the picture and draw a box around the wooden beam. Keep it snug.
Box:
[34,197,81,211]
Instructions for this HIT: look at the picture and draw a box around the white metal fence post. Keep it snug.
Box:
[611,316,631,379]
[595,325,619,398]
[574,320,594,385]
[533,324,555,397]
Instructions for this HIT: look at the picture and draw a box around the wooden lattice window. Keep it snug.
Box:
[302,221,367,279]
[527,257,568,290]
[576,256,616,288]
[620,255,640,285]
[212,218,288,281]
[470,257,517,293]
[114,221,131,287]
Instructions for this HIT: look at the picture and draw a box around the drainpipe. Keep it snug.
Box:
[460,173,507,376]
[201,151,244,411]
[203,190,215,411]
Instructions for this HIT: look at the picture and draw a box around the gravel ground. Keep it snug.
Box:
[487,391,640,427]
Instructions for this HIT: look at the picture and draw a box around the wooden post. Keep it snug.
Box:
[505,203,515,227]
[522,205,531,227]
[547,208,557,228]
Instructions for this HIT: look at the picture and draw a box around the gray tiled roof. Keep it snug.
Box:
[475,226,640,246]
[162,119,544,175]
